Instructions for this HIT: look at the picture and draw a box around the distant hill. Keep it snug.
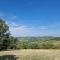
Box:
[17,36,57,41]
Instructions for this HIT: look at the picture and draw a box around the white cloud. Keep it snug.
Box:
[5,21,60,37]
[8,22,49,37]
[9,25,32,37]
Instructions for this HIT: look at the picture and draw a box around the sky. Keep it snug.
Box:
[0,0,60,37]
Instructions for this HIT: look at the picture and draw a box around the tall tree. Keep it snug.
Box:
[0,18,10,50]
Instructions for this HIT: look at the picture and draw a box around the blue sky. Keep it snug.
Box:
[0,0,60,37]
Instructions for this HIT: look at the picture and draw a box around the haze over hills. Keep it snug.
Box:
[17,36,60,41]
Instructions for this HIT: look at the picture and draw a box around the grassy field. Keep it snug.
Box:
[0,49,60,60]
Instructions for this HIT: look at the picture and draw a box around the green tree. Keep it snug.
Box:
[0,18,10,50]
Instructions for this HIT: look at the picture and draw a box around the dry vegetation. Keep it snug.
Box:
[0,49,60,60]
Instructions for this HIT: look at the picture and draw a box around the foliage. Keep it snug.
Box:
[0,19,18,50]
[17,38,60,49]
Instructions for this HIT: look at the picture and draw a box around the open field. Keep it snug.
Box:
[0,49,60,60]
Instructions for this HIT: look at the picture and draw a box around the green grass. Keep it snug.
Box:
[0,49,60,60]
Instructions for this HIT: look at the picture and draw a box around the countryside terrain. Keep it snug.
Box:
[0,49,60,60]
[0,19,60,60]
[0,0,60,60]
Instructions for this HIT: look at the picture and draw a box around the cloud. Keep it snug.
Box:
[8,22,50,37]
[8,21,60,37]
[9,25,32,37]
[9,22,20,27]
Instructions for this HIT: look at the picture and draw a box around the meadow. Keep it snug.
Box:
[0,49,60,60]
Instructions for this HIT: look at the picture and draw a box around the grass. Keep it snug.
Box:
[0,49,60,60]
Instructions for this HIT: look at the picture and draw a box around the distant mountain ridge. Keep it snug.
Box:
[17,36,60,41]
